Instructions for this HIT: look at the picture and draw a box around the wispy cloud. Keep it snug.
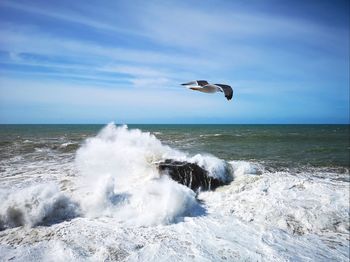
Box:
[137,1,347,53]
[0,0,141,36]
[0,77,226,123]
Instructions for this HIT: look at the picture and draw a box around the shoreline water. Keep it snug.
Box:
[0,123,349,261]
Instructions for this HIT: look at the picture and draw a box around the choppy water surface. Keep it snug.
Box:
[0,124,349,261]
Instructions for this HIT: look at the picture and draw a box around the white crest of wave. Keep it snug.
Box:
[75,123,212,225]
[230,160,263,177]
[0,183,79,229]
[190,154,230,181]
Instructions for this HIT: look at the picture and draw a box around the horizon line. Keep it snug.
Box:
[0,123,349,125]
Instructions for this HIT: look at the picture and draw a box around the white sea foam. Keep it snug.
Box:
[189,154,231,181]
[1,124,228,228]
[1,124,348,261]
[199,133,222,137]
[59,142,76,148]
[74,123,215,225]
[0,183,79,229]
[230,160,264,177]
[202,161,350,237]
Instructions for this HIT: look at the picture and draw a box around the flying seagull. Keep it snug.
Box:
[181,80,233,100]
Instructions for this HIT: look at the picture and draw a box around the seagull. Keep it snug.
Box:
[181,80,233,100]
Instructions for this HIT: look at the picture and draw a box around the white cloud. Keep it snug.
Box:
[0,0,141,36]
[136,1,345,52]
[0,25,210,68]
[0,77,215,110]
[104,65,167,78]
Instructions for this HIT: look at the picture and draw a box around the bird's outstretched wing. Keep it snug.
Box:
[181,80,208,87]
[216,84,233,100]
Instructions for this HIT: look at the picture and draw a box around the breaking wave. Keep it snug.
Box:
[0,124,230,229]
[0,183,79,230]
[0,124,349,260]
[74,123,224,225]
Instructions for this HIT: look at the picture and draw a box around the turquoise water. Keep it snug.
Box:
[0,124,349,169]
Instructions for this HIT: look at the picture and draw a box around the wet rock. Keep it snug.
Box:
[158,159,229,192]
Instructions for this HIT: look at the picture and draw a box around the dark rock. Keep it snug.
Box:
[158,159,230,192]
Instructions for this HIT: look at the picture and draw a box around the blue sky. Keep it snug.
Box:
[0,0,349,124]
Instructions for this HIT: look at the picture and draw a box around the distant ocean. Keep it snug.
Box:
[0,124,349,261]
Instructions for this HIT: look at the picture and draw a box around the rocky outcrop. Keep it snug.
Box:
[158,159,230,192]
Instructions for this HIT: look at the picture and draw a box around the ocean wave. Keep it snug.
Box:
[74,123,225,225]
[230,160,264,177]
[1,124,228,228]
[0,183,79,230]
[0,124,349,260]
[58,142,80,153]
[203,165,350,237]
[199,134,222,138]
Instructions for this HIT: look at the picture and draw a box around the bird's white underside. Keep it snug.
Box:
[188,85,223,93]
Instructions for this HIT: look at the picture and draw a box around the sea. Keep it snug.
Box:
[0,123,349,261]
